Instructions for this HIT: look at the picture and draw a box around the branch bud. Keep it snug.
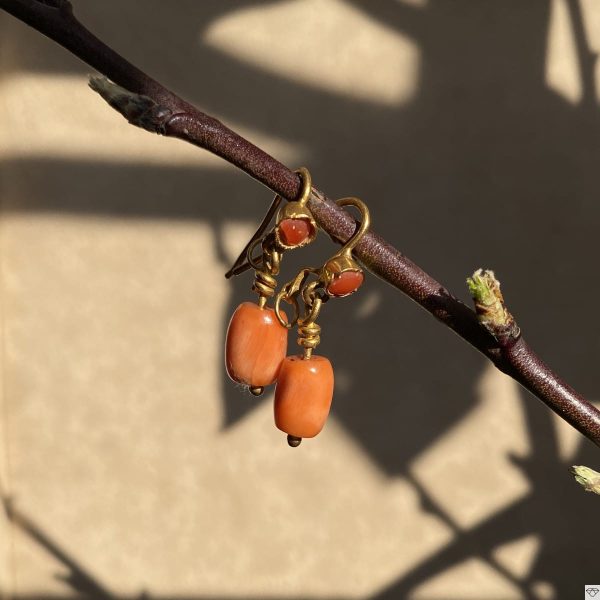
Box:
[467,269,520,342]
[89,76,172,134]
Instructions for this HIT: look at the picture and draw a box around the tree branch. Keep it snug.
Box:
[3,0,600,448]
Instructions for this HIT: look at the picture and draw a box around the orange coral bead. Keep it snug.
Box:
[225,302,288,388]
[278,218,314,247]
[327,270,364,297]
[274,355,334,438]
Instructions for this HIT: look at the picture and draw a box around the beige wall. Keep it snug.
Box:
[2,1,600,599]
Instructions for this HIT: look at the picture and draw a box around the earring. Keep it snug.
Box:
[273,197,370,447]
[224,168,316,396]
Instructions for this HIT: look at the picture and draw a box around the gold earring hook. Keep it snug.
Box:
[334,197,370,255]
[225,167,315,278]
[224,193,284,279]
[274,167,317,249]
[294,167,312,207]
[320,197,370,297]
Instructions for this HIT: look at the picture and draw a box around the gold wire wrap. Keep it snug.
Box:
[297,297,323,359]
[247,232,284,304]
[275,269,326,359]
[252,268,277,300]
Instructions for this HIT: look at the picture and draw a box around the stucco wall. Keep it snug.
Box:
[1,2,600,599]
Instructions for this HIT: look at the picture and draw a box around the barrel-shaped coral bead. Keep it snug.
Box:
[274,355,334,438]
[225,302,288,387]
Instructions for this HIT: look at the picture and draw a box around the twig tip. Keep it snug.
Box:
[88,75,172,134]
[571,465,600,495]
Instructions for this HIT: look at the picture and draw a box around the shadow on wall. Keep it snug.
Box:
[2,0,600,597]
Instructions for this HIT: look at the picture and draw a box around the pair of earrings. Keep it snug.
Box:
[224,168,370,447]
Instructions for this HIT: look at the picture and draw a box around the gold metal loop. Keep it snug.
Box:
[245,234,280,275]
[295,167,312,207]
[246,237,265,271]
[289,268,318,297]
[263,248,281,276]
[335,197,370,254]
[270,167,312,214]
[302,294,322,325]
[301,280,321,310]
[274,288,300,329]
[297,296,323,358]
[274,267,320,329]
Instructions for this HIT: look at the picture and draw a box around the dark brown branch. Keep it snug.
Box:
[2,0,600,448]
